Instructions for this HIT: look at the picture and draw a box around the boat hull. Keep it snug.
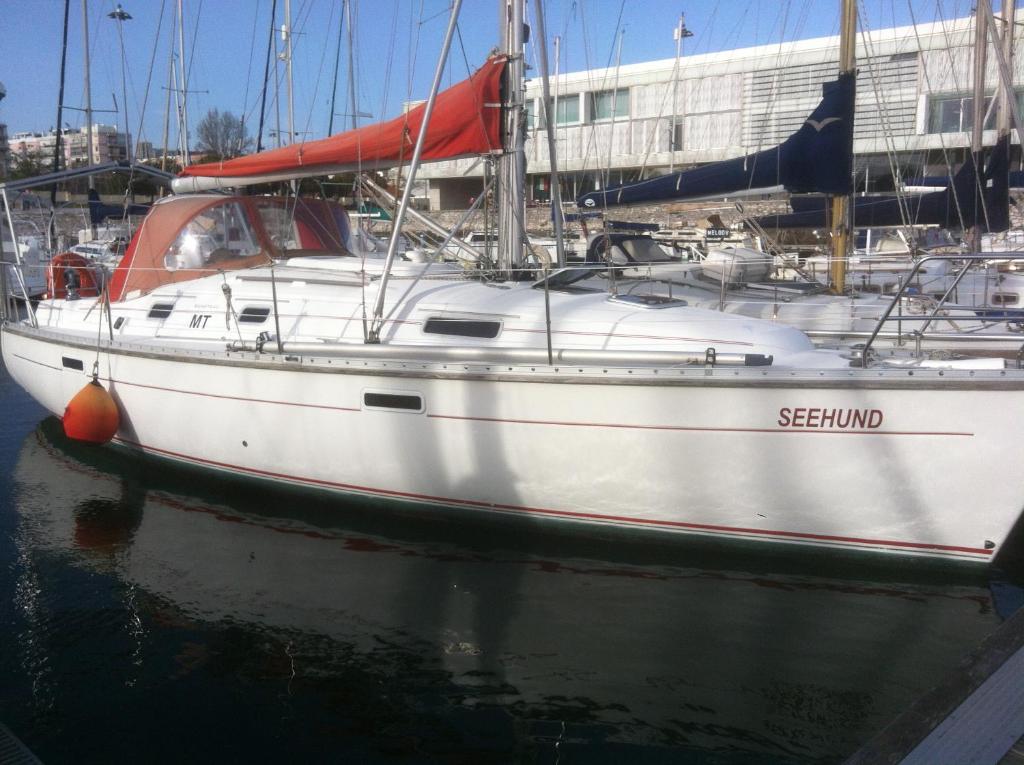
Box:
[4,323,1024,562]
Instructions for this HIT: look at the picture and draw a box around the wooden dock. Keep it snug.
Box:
[845,604,1024,765]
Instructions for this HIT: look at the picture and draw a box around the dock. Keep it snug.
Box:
[845,604,1024,764]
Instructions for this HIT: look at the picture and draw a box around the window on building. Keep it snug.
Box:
[528,96,581,129]
[588,88,629,121]
[927,93,997,133]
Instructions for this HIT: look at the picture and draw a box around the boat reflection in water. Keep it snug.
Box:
[10,417,1023,763]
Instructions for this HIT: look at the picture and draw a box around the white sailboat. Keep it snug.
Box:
[4,0,1024,563]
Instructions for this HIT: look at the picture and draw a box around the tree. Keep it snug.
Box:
[193,109,253,160]
[9,152,50,180]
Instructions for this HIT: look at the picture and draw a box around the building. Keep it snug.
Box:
[418,12,1023,211]
[10,124,129,170]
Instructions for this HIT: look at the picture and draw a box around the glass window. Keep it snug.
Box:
[526,98,539,129]
[588,88,629,121]
[556,96,580,124]
[927,94,996,133]
[528,96,580,129]
[165,202,262,271]
[254,199,349,253]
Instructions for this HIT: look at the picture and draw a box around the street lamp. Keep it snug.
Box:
[108,3,133,162]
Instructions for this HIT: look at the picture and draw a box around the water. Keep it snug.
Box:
[1,361,1023,764]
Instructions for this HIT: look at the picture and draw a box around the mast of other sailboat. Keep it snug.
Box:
[497,0,526,273]
[829,0,856,294]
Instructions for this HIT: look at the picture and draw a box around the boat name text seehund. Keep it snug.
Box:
[777,407,883,429]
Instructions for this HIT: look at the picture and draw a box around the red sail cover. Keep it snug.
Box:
[180,57,506,182]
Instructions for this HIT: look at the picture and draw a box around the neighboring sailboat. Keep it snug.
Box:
[575,72,856,209]
[567,3,1019,354]
[5,1,1024,564]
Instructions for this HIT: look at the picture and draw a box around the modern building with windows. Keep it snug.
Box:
[417,11,1022,211]
[10,124,129,170]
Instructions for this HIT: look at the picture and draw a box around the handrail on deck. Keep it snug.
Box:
[860,252,1024,366]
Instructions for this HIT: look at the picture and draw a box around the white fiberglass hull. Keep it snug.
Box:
[5,323,1024,563]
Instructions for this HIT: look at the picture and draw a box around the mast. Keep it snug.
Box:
[669,14,692,173]
[829,0,856,293]
[51,0,71,236]
[997,0,1016,141]
[346,0,357,130]
[161,36,173,172]
[328,0,344,135]
[533,0,565,267]
[82,0,95,186]
[968,0,989,252]
[109,4,133,162]
[177,0,190,164]
[283,0,295,144]
[497,0,526,273]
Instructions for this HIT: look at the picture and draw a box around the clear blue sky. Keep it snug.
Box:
[0,0,978,150]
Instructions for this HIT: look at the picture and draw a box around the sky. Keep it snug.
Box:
[0,0,983,151]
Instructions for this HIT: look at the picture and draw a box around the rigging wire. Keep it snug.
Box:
[857,6,916,230]
[907,1,972,235]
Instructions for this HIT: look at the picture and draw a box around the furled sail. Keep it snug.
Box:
[575,72,855,209]
[172,57,507,193]
[754,135,1010,233]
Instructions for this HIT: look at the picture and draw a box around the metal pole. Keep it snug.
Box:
[968,0,989,252]
[328,0,345,135]
[533,0,566,268]
[360,175,484,262]
[497,0,526,273]
[3,190,36,327]
[283,0,295,144]
[82,0,95,183]
[109,4,133,161]
[161,46,174,172]
[829,0,856,294]
[346,0,357,130]
[367,0,464,340]
[670,14,691,172]
[177,0,189,164]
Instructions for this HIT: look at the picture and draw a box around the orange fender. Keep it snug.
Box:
[63,380,120,444]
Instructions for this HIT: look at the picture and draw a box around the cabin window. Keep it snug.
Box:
[363,391,424,412]
[148,303,175,319]
[423,318,502,338]
[239,306,272,323]
[165,202,262,271]
[588,88,629,121]
[254,199,348,254]
[992,293,1019,306]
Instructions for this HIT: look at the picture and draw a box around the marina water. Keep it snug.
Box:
[1,362,1022,764]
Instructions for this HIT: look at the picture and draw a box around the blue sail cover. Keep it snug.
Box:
[575,72,856,209]
[754,135,1010,233]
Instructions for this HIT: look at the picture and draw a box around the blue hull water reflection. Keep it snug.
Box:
[1,365,1022,764]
